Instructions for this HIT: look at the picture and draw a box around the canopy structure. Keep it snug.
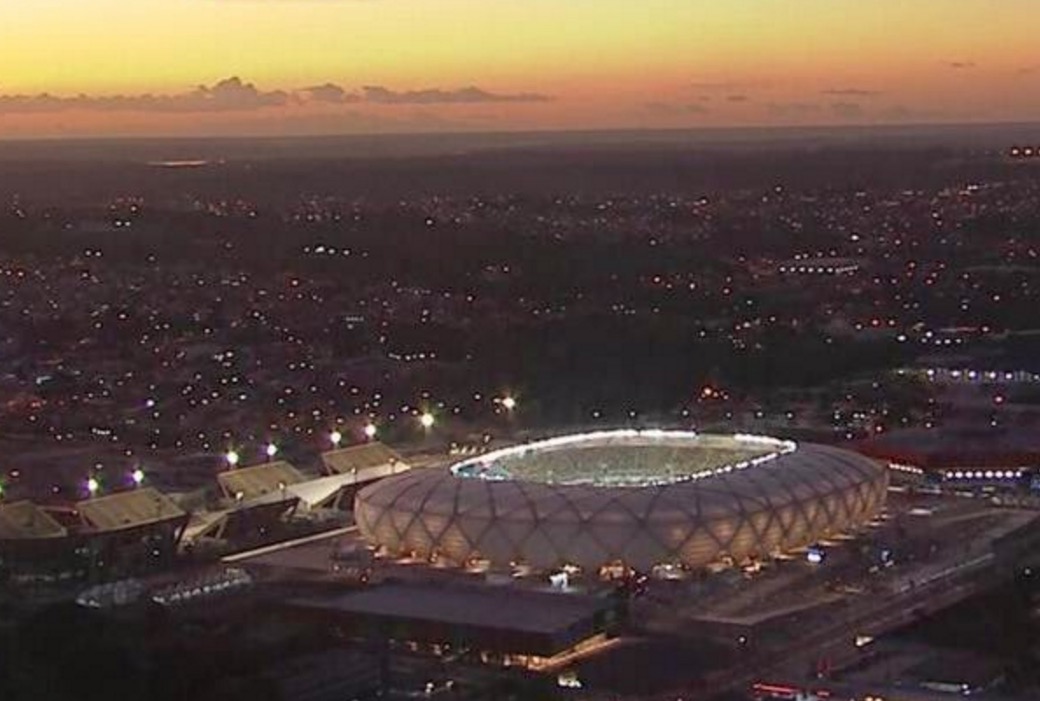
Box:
[217,461,307,502]
[182,496,300,543]
[321,442,408,483]
[76,487,187,534]
[0,500,67,540]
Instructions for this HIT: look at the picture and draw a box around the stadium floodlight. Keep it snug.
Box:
[131,468,145,487]
[265,442,279,460]
[419,412,435,429]
[225,449,240,468]
[501,396,517,411]
[330,430,343,447]
[87,476,100,497]
[364,422,378,440]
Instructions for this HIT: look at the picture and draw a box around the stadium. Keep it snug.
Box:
[354,430,888,575]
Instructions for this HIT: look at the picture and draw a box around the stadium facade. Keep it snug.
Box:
[355,430,888,574]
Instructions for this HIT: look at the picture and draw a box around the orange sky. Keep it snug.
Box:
[1,1,1039,137]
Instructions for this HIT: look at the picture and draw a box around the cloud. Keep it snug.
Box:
[821,88,881,97]
[767,102,820,116]
[879,104,942,122]
[830,102,864,119]
[0,77,552,114]
[0,77,294,114]
[300,83,360,104]
[946,61,976,69]
[361,85,552,104]
[690,80,743,91]
[689,79,767,91]
[725,94,750,103]
[644,102,710,115]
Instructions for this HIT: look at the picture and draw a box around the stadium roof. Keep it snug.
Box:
[357,433,887,572]
[217,461,306,501]
[0,501,68,540]
[321,442,406,477]
[77,487,188,533]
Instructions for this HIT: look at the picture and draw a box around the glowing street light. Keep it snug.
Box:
[265,442,279,460]
[419,412,435,430]
[131,468,145,487]
[363,422,378,440]
[330,430,343,447]
[225,449,240,468]
[86,477,100,497]
[501,396,517,411]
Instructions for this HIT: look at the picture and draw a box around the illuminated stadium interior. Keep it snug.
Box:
[450,430,793,487]
[355,429,887,573]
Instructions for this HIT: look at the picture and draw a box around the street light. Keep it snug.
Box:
[265,442,279,460]
[501,396,517,411]
[330,430,343,448]
[363,422,378,440]
[225,449,240,468]
[86,477,100,497]
[131,468,145,488]
[419,412,435,429]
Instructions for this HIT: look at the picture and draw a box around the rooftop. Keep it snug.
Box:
[292,581,612,636]
[217,461,307,501]
[321,442,405,475]
[0,500,68,539]
[76,487,188,532]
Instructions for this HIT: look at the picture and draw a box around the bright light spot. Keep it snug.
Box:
[419,412,435,429]
[225,450,240,467]
[330,430,343,447]
[266,443,278,458]
[501,396,517,411]
[131,468,145,486]
[87,477,100,496]
[363,422,378,439]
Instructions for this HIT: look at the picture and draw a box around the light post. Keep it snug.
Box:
[131,468,145,488]
[330,430,343,448]
[225,449,240,469]
[87,476,100,498]
[364,422,378,440]
[265,442,279,461]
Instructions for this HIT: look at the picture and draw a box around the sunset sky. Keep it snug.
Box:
[2,0,1040,138]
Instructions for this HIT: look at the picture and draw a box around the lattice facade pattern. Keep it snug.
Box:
[355,442,887,572]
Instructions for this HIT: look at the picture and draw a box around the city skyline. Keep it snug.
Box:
[3,0,1040,138]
